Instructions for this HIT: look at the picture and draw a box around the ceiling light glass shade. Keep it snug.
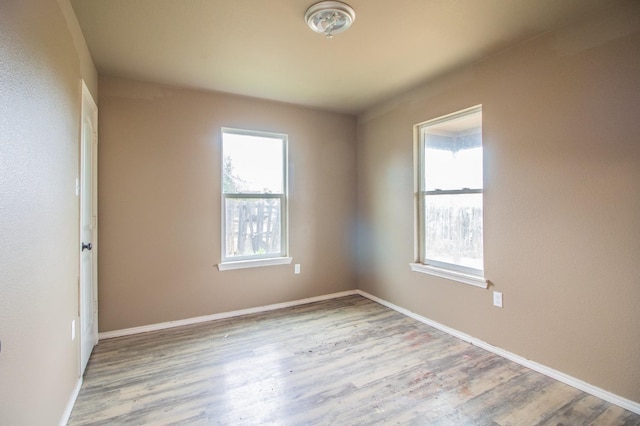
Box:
[305,1,356,38]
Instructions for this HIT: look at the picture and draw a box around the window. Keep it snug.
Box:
[219,128,290,270]
[411,106,486,288]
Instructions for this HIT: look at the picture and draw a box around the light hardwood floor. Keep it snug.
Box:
[69,295,640,425]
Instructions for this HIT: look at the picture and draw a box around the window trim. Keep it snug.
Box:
[413,105,487,288]
[218,128,289,269]
[218,256,293,271]
[409,263,487,288]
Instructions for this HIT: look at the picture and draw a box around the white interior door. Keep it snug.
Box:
[80,81,98,375]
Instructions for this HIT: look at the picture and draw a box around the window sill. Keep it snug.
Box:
[218,257,293,271]
[409,263,487,289]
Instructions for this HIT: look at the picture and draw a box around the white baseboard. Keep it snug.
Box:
[355,289,640,415]
[99,290,359,340]
[59,377,82,426]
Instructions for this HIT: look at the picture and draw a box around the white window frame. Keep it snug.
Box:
[218,128,291,271]
[410,106,487,288]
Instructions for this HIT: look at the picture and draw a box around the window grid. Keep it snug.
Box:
[417,106,484,278]
[221,128,288,263]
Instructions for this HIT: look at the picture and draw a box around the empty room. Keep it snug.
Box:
[1,0,639,424]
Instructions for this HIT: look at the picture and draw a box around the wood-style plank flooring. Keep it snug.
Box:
[68,295,640,425]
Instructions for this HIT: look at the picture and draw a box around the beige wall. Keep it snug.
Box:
[57,0,98,98]
[98,76,357,331]
[357,1,640,403]
[0,0,97,424]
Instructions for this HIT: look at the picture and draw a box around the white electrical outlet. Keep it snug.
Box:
[294,264,301,274]
[493,291,503,308]
[71,319,76,340]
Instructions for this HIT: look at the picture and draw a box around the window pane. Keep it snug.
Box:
[223,133,283,194]
[424,145,482,191]
[424,193,483,271]
[422,109,482,191]
[225,198,282,258]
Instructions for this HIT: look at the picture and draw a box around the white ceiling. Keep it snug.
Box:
[71,0,621,114]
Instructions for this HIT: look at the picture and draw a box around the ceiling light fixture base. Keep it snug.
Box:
[305,1,356,39]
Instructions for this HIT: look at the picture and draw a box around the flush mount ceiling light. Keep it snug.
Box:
[305,1,356,39]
